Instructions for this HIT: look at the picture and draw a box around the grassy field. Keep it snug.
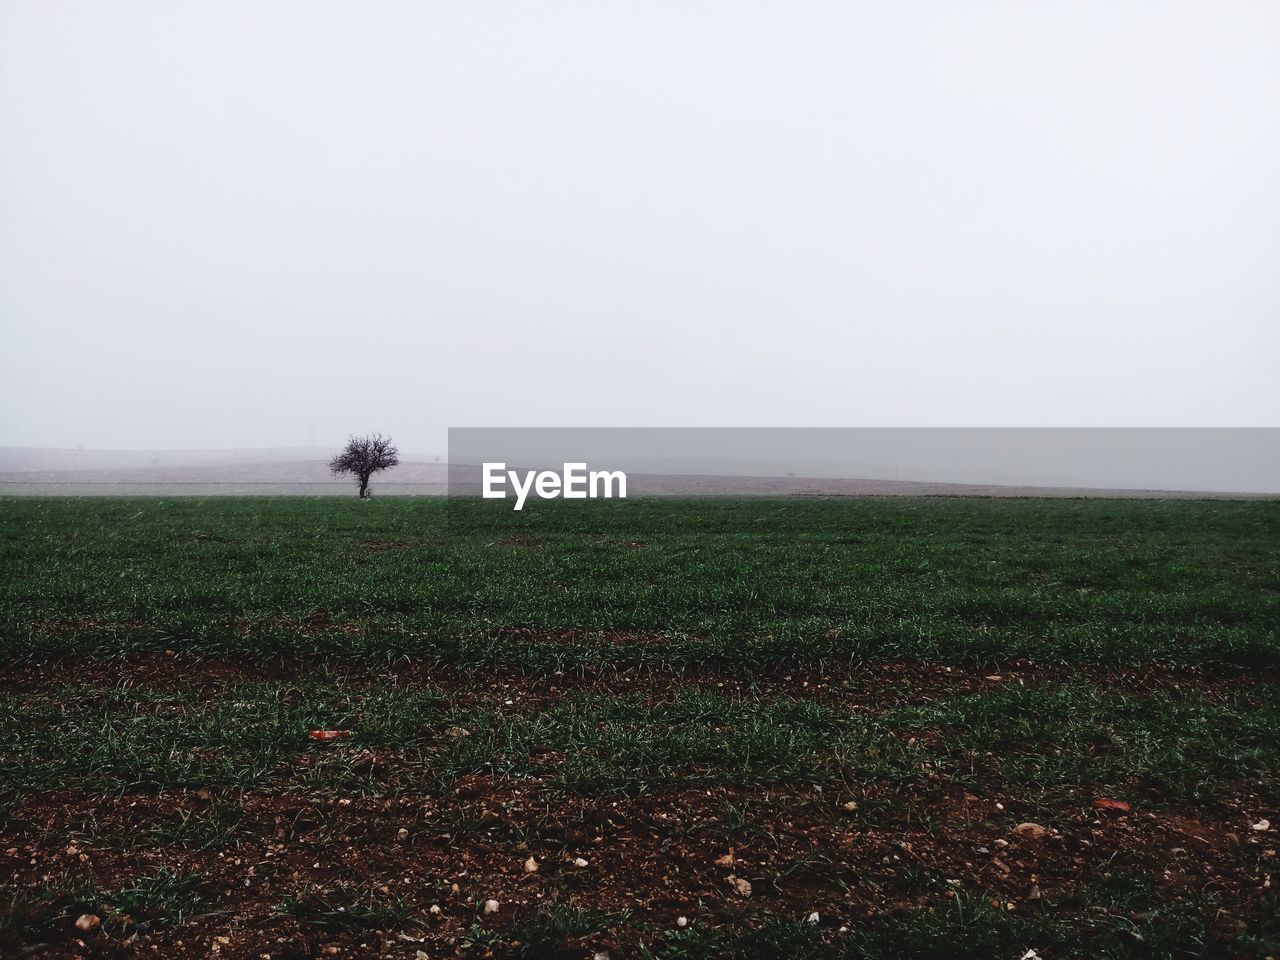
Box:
[1,496,1277,958]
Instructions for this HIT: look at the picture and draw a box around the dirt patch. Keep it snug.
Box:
[2,654,1274,710]
[2,651,1276,957]
[2,779,1274,959]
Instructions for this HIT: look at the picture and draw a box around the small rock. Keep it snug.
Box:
[445,727,471,739]
[483,899,500,914]
[1094,797,1131,812]
[1253,819,1271,832]
[806,911,819,924]
[573,857,589,868]
[727,875,752,898]
[74,914,101,933]
[676,916,688,928]
[1013,822,1049,840]
[429,904,441,915]
[309,730,352,742]
[396,828,409,841]
[524,856,539,873]
[841,801,858,812]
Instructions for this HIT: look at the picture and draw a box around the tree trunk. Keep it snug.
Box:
[358,477,369,499]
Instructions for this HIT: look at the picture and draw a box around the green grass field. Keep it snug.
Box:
[1,496,1278,958]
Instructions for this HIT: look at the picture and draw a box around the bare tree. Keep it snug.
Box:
[330,433,400,498]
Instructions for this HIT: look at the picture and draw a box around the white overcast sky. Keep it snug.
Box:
[1,1,1277,453]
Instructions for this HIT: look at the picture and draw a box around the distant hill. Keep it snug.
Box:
[0,447,442,471]
[0,448,447,495]
[0,447,1272,499]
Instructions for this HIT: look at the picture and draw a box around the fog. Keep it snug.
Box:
[2,1,1278,457]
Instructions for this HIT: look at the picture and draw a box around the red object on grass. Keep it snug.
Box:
[1094,797,1131,812]
[309,730,352,741]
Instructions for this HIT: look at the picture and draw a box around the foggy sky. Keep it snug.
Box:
[2,1,1278,455]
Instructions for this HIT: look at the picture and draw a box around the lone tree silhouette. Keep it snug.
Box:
[330,433,399,499]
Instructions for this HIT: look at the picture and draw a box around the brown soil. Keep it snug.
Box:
[3,777,1275,959]
[1,651,1272,708]
[3,657,1277,958]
